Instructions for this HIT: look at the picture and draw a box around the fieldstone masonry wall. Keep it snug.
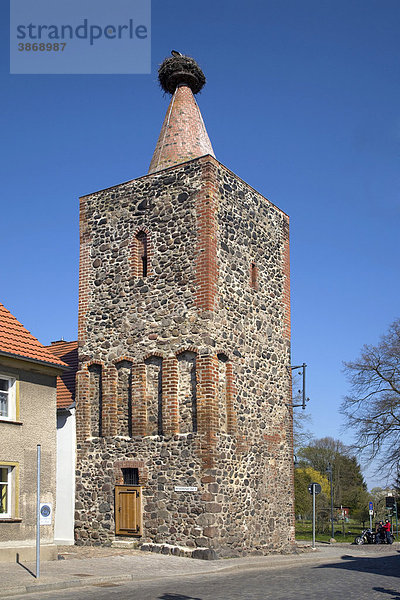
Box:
[75,155,295,556]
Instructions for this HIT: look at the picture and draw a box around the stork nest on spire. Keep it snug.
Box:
[158,55,206,95]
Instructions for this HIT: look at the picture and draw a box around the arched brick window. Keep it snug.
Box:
[250,261,258,290]
[131,229,151,278]
[136,231,148,277]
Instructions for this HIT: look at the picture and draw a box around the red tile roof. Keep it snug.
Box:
[0,302,67,368]
[45,340,78,409]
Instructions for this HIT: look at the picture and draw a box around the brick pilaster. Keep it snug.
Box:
[282,214,294,536]
[195,159,219,311]
[78,198,91,345]
[102,365,118,437]
[282,216,291,342]
[162,357,179,435]
[76,369,91,443]
[226,362,237,435]
[131,364,147,436]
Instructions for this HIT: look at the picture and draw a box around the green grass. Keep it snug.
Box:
[295,520,364,543]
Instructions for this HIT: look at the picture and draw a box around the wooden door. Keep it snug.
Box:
[115,485,142,536]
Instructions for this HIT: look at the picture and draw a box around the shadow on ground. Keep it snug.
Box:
[316,552,400,578]
[372,587,400,599]
[16,553,36,578]
[158,595,203,600]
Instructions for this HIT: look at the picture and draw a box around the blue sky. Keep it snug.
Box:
[1,1,399,489]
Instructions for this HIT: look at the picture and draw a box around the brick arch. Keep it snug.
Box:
[81,359,105,370]
[142,350,165,361]
[175,346,198,357]
[133,225,151,237]
[113,356,135,366]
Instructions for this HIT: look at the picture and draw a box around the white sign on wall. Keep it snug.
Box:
[174,486,198,492]
[40,503,52,525]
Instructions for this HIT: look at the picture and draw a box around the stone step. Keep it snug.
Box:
[111,540,140,549]
[140,542,218,560]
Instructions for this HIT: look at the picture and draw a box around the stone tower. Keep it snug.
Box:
[75,53,294,556]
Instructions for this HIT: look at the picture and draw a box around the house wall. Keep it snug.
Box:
[75,155,294,556]
[0,358,58,560]
[55,408,76,545]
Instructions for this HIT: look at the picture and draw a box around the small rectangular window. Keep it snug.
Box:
[0,466,12,518]
[0,376,16,420]
[122,468,139,485]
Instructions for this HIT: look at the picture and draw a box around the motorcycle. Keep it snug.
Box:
[354,528,376,545]
[354,528,394,545]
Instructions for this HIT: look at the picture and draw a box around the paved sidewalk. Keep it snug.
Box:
[0,542,398,598]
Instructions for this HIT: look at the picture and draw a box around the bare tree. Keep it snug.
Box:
[341,319,400,474]
[293,410,312,453]
[292,367,312,452]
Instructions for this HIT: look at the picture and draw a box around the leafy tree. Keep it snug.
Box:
[351,504,370,525]
[341,319,400,473]
[334,454,368,510]
[294,467,330,519]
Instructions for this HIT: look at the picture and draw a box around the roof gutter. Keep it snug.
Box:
[0,350,69,371]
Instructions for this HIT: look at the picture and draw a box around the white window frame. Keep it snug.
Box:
[0,466,12,518]
[0,375,16,421]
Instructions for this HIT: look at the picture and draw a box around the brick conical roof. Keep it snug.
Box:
[148,84,215,174]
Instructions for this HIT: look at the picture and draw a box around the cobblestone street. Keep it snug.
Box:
[7,545,400,600]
